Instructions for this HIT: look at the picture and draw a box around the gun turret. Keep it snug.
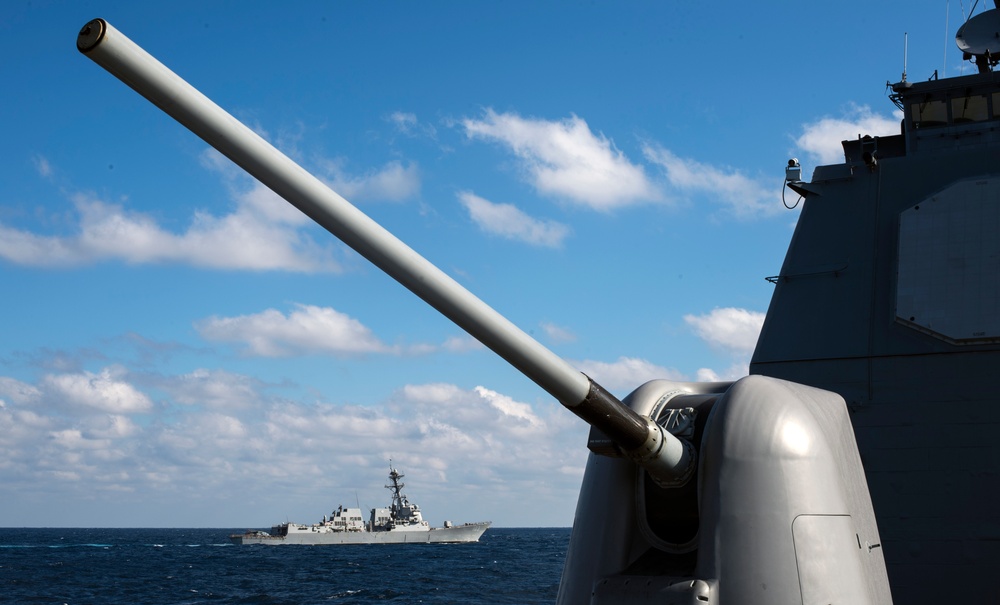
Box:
[75,18,693,488]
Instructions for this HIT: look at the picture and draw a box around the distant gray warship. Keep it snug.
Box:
[230,465,490,545]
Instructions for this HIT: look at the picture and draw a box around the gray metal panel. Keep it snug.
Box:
[698,376,888,605]
[792,515,871,605]
[896,177,1000,343]
[753,172,877,363]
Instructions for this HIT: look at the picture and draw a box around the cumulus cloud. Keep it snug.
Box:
[387,111,437,139]
[461,109,659,210]
[795,104,903,165]
[42,367,153,414]
[163,368,267,410]
[196,304,401,357]
[317,159,421,202]
[2,144,425,271]
[393,383,557,441]
[458,109,789,219]
[694,362,753,382]
[0,367,589,526]
[0,377,42,406]
[643,144,782,219]
[441,335,484,352]
[684,307,765,380]
[231,178,312,225]
[684,307,765,356]
[33,155,53,178]
[567,309,764,393]
[475,386,544,429]
[540,322,576,344]
[0,189,339,272]
[574,356,685,393]
[458,191,570,247]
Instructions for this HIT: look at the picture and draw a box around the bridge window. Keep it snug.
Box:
[952,94,989,122]
[992,92,1000,118]
[911,99,947,128]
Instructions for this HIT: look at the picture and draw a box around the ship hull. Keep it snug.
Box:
[231,522,490,545]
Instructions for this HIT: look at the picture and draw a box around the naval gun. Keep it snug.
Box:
[78,19,893,604]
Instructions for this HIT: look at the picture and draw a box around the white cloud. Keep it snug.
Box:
[795,104,903,165]
[474,386,543,429]
[4,145,425,272]
[387,111,437,139]
[84,414,139,439]
[164,369,266,410]
[574,356,685,394]
[540,322,576,344]
[391,383,563,443]
[643,144,782,219]
[457,191,570,247]
[683,307,765,381]
[196,303,400,357]
[33,155,53,178]
[0,377,42,405]
[41,367,153,414]
[456,110,785,219]
[0,368,589,526]
[695,362,751,382]
[233,179,312,225]
[441,335,484,352]
[318,159,421,202]
[0,190,339,272]
[461,109,659,210]
[684,307,765,356]
[50,428,110,451]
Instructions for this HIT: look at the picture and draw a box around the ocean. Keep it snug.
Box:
[0,527,569,604]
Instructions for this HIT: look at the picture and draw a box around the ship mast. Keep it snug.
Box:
[385,463,407,516]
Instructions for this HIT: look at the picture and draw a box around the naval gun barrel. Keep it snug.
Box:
[76,18,693,486]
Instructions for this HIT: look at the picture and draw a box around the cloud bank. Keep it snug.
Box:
[461,110,659,211]
[0,365,588,527]
[458,191,570,247]
[684,307,766,380]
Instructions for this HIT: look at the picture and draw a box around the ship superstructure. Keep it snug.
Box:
[230,465,490,545]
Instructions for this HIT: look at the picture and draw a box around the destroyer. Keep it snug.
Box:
[230,465,490,545]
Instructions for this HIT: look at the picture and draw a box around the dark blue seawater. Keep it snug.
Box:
[0,527,569,604]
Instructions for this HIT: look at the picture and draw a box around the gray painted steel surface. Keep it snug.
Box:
[77,11,1000,604]
[754,115,1000,601]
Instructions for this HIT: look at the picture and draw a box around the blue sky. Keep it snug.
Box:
[0,1,966,527]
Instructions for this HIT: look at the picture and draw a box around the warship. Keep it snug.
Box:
[229,465,490,545]
[77,7,1000,603]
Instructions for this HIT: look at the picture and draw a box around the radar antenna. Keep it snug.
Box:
[955,7,1000,73]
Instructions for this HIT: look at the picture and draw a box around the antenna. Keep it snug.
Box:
[902,32,909,82]
[956,7,1000,73]
[944,1,950,77]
